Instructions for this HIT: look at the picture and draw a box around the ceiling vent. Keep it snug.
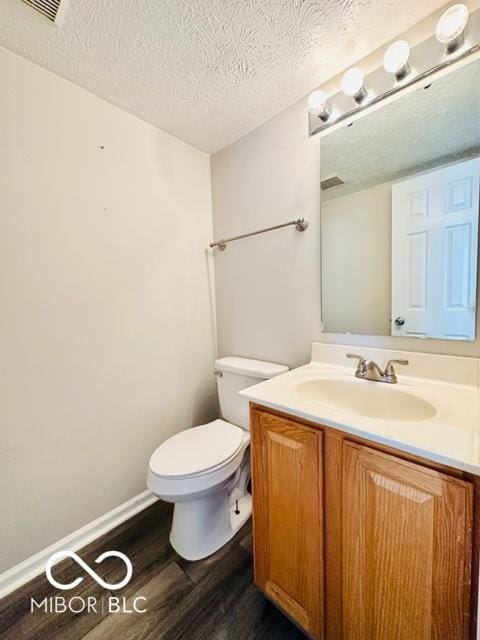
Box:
[321,176,345,190]
[20,0,62,22]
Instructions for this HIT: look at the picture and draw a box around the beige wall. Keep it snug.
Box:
[211,101,322,368]
[0,48,217,572]
[322,183,391,335]
[211,3,480,362]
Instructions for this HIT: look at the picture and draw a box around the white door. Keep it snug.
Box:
[391,157,480,339]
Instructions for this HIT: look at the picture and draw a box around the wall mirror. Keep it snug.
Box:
[320,58,480,340]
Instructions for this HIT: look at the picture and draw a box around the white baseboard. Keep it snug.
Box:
[0,490,158,600]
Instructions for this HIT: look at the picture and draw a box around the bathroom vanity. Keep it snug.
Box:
[244,22,480,639]
[214,8,480,638]
[242,345,480,640]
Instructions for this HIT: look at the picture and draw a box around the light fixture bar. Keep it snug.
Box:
[308,6,480,138]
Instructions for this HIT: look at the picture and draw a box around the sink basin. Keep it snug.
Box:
[293,378,436,421]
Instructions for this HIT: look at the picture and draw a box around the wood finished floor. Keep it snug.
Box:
[0,500,306,640]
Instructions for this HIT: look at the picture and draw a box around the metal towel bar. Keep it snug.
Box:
[209,217,308,251]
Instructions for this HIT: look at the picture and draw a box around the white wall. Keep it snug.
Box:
[0,48,217,573]
[211,5,480,363]
[322,183,391,335]
[211,101,322,368]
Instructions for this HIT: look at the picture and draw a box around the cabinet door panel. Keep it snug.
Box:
[251,408,324,638]
[343,442,473,640]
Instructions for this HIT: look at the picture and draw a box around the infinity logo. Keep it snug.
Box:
[45,550,133,591]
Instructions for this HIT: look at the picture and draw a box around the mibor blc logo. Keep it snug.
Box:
[30,550,146,614]
[46,550,133,590]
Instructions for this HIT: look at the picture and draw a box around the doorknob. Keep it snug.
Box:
[394,316,405,326]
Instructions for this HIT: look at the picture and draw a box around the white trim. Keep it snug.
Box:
[0,490,158,600]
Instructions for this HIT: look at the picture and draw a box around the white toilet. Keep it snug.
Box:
[147,356,288,560]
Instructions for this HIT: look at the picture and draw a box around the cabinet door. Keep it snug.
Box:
[343,442,473,640]
[251,408,324,638]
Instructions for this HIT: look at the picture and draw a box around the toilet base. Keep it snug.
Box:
[169,491,252,561]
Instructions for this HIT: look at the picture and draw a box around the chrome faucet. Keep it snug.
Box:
[346,353,409,384]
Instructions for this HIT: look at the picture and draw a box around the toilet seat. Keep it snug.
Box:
[149,419,245,479]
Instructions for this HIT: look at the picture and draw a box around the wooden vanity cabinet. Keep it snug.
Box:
[250,405,475,640]
[250,408,324,639]
[342,442,473,640]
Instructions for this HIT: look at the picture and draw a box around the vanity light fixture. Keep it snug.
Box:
[308,5,480,137]
[307,90,332,121]
[435,3,469,52]
[341,67,367,103]
[383,40,411,80]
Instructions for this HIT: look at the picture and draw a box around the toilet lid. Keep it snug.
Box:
[149,419,245,478]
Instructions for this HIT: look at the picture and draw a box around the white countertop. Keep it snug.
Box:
[240,356,480,475]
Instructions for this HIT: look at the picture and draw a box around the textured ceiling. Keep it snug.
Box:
[321,59,480,200]
[0,0,448,153]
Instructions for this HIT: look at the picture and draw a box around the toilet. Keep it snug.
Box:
[147,356,288,560]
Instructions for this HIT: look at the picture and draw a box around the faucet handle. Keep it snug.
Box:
[385,358,409,369]
[384,358,409,381]
[346,353,366,362]
[346,353,367,374]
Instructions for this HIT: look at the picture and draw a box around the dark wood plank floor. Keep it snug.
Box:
[0,500,306,640]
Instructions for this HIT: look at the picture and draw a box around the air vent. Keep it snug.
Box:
[20,0,62,22]
[321,176,345,191]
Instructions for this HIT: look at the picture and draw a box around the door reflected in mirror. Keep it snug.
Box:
[320,58,480,340]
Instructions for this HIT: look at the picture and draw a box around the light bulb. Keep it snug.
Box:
[383,40,411,79]
[435,4,469,51]
[341,67,366,102]
[307,90,331,121]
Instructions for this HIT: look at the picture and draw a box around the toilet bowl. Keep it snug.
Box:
[147,356,288,561]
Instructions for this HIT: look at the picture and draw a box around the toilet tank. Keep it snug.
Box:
[215,357,288,430]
